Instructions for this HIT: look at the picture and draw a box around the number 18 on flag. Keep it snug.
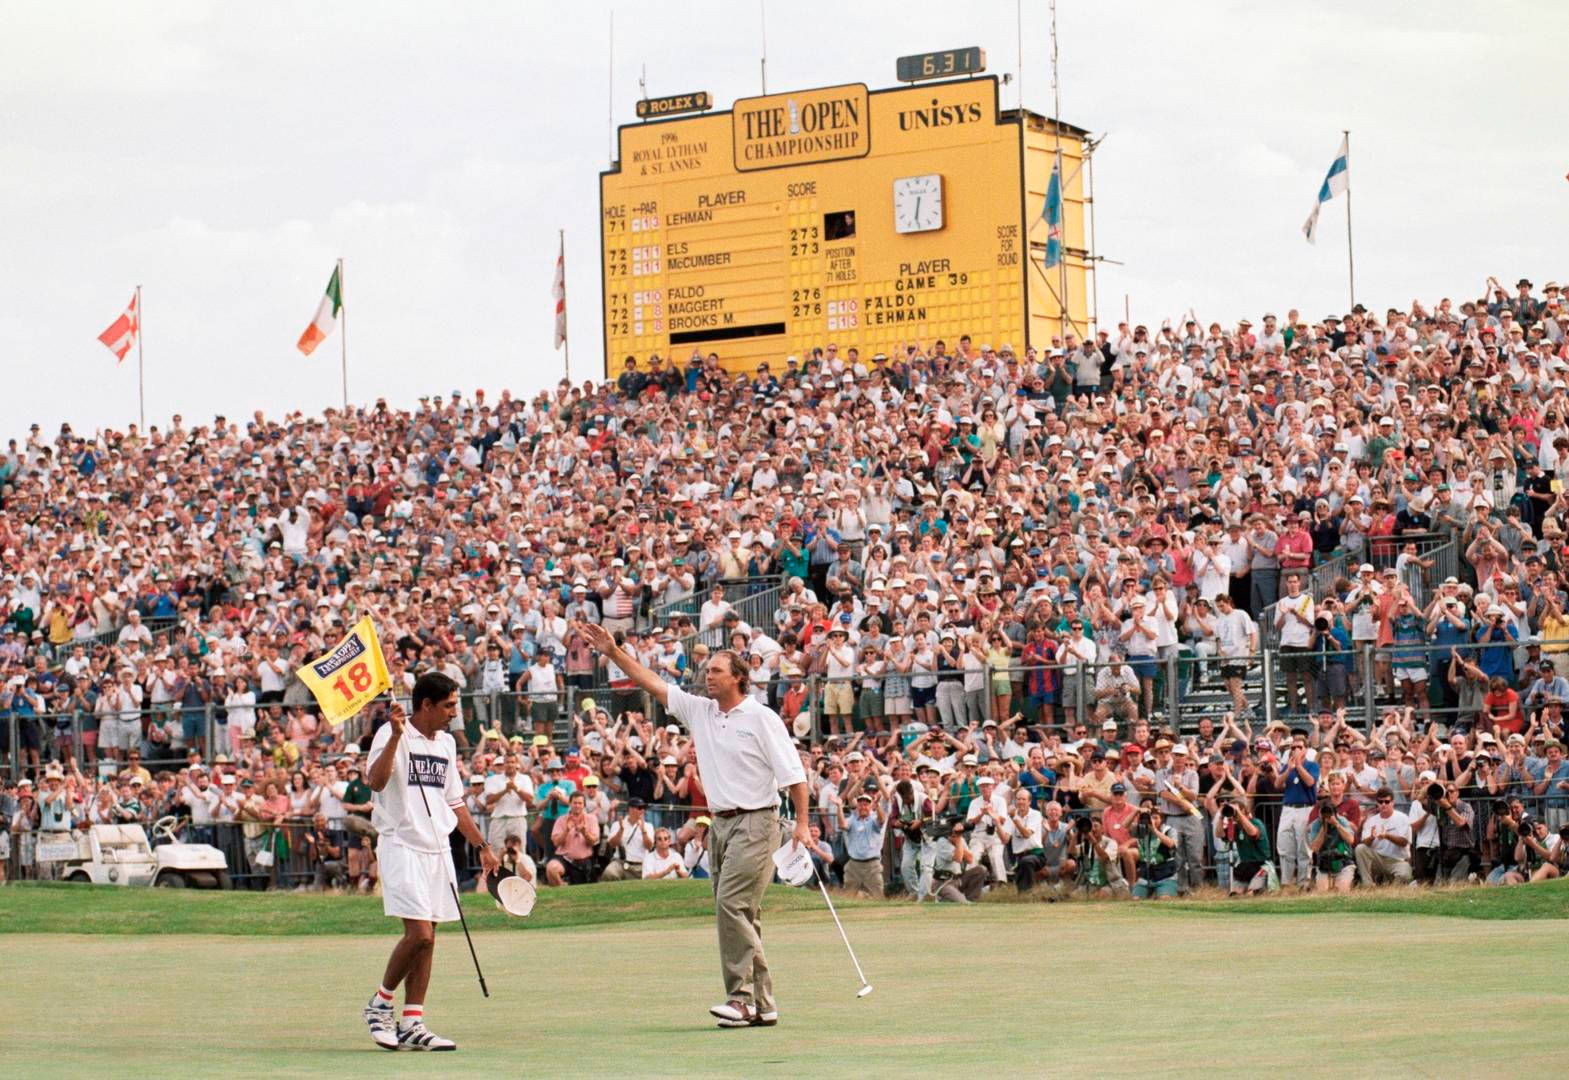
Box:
[296,616,392,725]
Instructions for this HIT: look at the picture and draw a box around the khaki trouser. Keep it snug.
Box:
[598,858,642,882]
[842,857,883,898]
[1354,844,1413,886]
[710,809,783,1012]
[487,816,528,850]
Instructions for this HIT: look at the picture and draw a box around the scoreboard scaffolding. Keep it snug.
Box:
[600,75,1088,377]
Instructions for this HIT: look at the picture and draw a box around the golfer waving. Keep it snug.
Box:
[362,672,498,1051]
[580,622,809,1029]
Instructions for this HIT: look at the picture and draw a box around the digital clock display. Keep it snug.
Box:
[896,47,985,83]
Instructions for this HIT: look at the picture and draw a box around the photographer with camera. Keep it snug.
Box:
[1425,780,1477,882]
[1074,814,1129,900]
[1130,800,1179,900]
[1518,818,1567,882]
[1215,796,1270,895]
[1406,772,1447,883]
[1488,797,1531,885]
[1354,787,1413,886]
[893,765,938,899]
[1306,773,1361,893]
[929,818,989,903]
[599,796,655,882]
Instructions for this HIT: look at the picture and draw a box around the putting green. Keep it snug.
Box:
[4,898,1566,1078]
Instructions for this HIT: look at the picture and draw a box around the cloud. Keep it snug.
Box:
[2,0,1566,438]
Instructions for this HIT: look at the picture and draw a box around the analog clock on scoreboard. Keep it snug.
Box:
[892,173,944,234]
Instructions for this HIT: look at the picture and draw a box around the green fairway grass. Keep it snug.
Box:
[3,882,1567,1078]
[0,879,864,935]
[1,875,1564,934]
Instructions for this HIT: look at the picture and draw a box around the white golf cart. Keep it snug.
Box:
[54,816,231,889]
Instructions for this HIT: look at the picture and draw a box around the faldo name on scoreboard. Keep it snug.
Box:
[600,65,1090,378]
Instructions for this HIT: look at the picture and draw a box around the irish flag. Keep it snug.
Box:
[296,264,342,356]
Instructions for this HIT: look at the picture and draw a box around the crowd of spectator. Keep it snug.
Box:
[5,272,1569,896]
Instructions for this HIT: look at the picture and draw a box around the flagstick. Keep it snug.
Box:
[560,229,571,382]
[338,257,348,411]
[135,284,145,432]
[1342,130,1355,310]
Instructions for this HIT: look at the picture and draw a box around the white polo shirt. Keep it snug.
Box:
[369,724,463,854]
[484,771,534,819]
[666,685,806,812]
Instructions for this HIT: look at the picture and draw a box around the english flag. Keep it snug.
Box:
[97,291,139,363]
[552,235,567,350]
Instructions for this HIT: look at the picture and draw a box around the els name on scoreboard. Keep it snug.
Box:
[601,76,1058,376]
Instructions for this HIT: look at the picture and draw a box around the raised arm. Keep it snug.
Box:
[366,702,405,793]
[577,620,671,709]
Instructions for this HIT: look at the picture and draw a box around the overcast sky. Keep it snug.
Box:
[3,1,1564,439]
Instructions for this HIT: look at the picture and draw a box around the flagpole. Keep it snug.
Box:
[1342,130,1355,310]
[135,284,145,431]
[559,230,571,382]
[338,257,348,411]
[1050,0,1067,342]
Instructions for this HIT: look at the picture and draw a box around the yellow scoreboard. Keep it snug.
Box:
[600,75,1089,376]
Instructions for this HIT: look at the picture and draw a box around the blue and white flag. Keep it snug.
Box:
[1042,158,1063,269]
[1302,135,1349,244]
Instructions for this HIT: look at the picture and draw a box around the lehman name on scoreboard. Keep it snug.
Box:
[600,74,1089,377]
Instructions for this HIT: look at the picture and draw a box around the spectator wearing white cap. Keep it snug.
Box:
[963,775,1008,884]
[837,792,885,898]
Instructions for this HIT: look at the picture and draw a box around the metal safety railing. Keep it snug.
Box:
[7,632,1563,778]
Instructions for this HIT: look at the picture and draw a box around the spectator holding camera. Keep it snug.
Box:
[599,797,654,882]
[1075,814,1128,899]
[927,819,987,903]
[1488,797,1532,885]
[1516,819,1566,882]
[1215,797,1270,894]
[1410,779,1476,882]
[1129,801,1179,900]
[1307,773,1361,892]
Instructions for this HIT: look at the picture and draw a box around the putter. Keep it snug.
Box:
[811,861,872,998]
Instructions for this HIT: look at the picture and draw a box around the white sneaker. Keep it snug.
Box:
[363,1000,398,1051]
[397,1021,456,1051]
[711,999,776,1027]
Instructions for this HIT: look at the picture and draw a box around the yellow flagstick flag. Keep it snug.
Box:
[296,616,391,726]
